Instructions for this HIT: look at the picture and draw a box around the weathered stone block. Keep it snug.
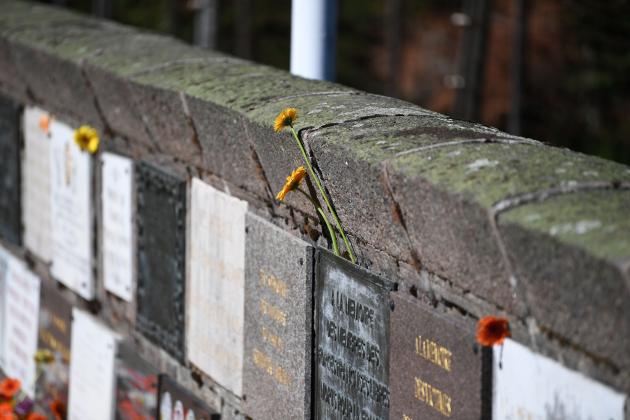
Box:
[498,190,630,373]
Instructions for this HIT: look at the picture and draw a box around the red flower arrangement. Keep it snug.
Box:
[476,316,511,346]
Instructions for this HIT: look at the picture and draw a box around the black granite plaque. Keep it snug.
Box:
[115,342,159,420]
[157,375,220,420]
[243,213,314,419]
[314,250,395,420]
[0,96,21,246]
[136,162,186,362]
[389,293,487,419]
[36,282,73,417]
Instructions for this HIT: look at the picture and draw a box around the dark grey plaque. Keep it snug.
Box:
[243,213,314,419]
[389,293,487,419]
[136,162,186,362]
[0,96,21,246]
[314,250,395,420]
[157,375,220,420]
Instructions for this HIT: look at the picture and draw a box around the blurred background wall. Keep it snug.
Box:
[38,0,630,164]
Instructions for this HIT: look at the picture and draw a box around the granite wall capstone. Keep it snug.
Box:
[0,1,629,418]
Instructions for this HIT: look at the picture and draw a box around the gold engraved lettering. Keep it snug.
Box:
[259,298,287,326]
[259,269,288,299]
[51,315,67,334]
[261,326,284,351]
[415,335,452,372]
[414,377,452,417]
[252,348,292,386]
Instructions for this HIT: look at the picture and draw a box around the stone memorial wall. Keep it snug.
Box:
[0,1,629,419]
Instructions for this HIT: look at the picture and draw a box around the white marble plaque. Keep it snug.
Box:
[2,255,41,397]
[187,178,247,396]
[50,119,94,299]
[22,107,53,262]
[68,309,118,420]
[101,152,134,302]
[493,339,626,419]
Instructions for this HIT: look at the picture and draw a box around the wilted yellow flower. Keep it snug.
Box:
[276,166,307,201]
[74,125,99,154]
[34,349,54,364]
[274,108,298,132]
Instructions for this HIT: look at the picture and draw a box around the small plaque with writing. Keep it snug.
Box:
[187,178,247,395]
[101,152,134,302]
[314,250,395,420]
[37,282,73,416]
[136,162,187,362]
[68,309,118,420]
[389,293,486,419]
[115,342,158,420]
[157,375,220,420]
[0,96,21,246]
[2,254,41,397]
[22,106,53,262]
[49,119,94,299]
[493,339,625,420]
[243,213,314,419]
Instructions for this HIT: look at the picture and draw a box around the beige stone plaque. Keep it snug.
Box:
[187,178,247,396]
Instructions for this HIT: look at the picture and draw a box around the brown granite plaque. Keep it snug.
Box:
[36,282,72,416]
[389,293,487,419]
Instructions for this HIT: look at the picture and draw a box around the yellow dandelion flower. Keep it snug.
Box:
[276,166,307,201]
[34,349,54,364]
[74,125,100,154]
[274,108,298,133]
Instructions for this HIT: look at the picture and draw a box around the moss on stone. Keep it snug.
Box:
[391,142,630,207]
[499,190,630,261]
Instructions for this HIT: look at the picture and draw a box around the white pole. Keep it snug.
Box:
[290,0,337,81]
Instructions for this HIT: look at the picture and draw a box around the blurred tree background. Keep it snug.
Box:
[39,0,630,164]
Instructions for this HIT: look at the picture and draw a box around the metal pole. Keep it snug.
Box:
[290,0,337,81]
[454,0,490,121]
[194,0,218,49]
[234,0,253,59]
[385,0,403,97]
[92,0,113,18]
[508,0,527,135]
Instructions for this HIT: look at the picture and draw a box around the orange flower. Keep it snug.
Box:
[273,108,298,132]
[476,316,511,346]
[276,167,307,201]
[38,115,51,134]
[26,413,47,420]
[50,399,66,420]
[0,378,20,400]
[0,402,14,420]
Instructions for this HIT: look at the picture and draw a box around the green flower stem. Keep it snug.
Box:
[290,126,356,263]
[297,188,340,256]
